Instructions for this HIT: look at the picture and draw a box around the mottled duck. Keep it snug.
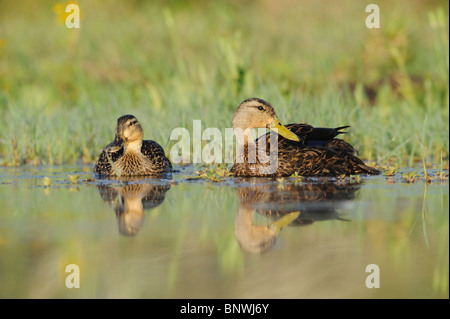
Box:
[230,98,380,177]
[94,115,172,176]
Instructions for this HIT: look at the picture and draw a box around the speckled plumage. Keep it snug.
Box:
[94,115,172,176]
[230,98,381,177]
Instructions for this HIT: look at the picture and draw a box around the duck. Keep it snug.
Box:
[94,115,172,176]
[230,98,380,177]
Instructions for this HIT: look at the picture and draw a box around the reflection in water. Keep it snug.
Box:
[97,179,171,236]
[234,180,361,253]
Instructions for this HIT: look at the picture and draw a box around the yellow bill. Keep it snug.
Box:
[269,211,300,235]
[269,116,299,141]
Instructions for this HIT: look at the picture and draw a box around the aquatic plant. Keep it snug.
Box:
[195,164,232,182]
[402,171,419,183]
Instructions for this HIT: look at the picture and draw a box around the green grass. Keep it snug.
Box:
[0,0,448,167]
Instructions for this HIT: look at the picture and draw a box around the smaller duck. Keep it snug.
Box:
[94,115,172,176]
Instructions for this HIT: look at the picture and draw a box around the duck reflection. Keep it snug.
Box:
[234,180,361,253]
[97,179,171,236]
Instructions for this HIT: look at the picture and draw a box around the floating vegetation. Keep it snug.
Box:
[398,170,449,184]
[42,176,51,187]
[383,165,399,177]
[336,174,362,185]
[195,164,232,182]
[290,172,304,182]
[402,171,419,184]
[67,174,79,184]
[276,177,286,190]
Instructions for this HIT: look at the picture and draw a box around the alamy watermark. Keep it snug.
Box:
[65,4,80,28]
[366,4,380,29]
[65,264,80,288]
[169,120,280,175]
[59,3,379,30]
[365,264,380,288]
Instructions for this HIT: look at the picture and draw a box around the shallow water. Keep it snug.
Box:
[0,164,448,299]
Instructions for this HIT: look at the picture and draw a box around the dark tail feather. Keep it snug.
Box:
[335,126,351,135]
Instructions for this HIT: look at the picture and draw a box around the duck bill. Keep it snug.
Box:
[268,116,299,141]
[270,212,300,235]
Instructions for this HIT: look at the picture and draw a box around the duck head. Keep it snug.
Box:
[232,98,299,142]
[115,115,144,150]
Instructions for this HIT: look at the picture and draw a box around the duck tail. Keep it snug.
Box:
[335,126,351,135]
[358,163,382,175]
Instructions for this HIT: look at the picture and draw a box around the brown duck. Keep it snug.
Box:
[230,98,380,177]
[94,115,172,176]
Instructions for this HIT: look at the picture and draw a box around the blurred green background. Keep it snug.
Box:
[0,0,448,167]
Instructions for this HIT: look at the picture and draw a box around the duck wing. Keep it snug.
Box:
[285,124,350,146]
[283,124,357,156]
[93,138,124,175]
[141,140,173,173]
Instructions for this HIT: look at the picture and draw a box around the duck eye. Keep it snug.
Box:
[257,106,264,111]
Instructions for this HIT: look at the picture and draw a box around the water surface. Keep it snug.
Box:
[0,165,448,298]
